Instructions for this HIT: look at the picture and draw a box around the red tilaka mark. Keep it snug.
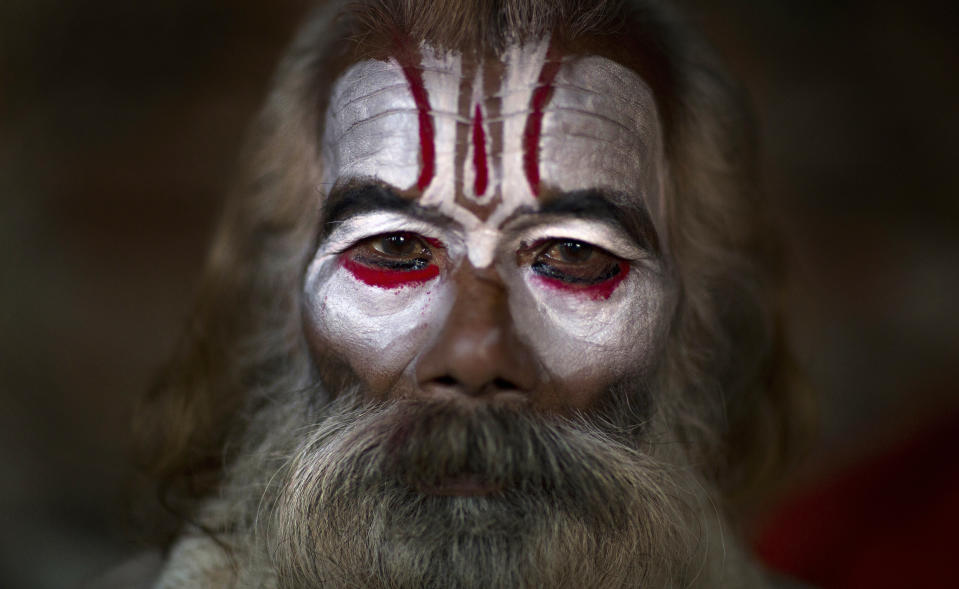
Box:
[342,257,439,289]
[522,46,562,197]
[533,262,630,301]
[472,104,489,196]
[400,63,435,191]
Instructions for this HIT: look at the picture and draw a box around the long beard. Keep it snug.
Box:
[210,382,722,589]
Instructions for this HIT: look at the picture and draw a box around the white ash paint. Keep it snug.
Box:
[308,41,671,386]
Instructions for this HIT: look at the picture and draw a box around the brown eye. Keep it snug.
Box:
[348,232,436,272]
[529,239,623,285]
[372,233,425,257]
[544,240,595,264]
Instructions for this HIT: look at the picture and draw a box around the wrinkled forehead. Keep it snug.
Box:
[320,39,667,236]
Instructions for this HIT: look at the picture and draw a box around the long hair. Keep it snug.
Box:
[136,0,811,545]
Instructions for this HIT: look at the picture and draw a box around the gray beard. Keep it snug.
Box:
[163,384,764,589]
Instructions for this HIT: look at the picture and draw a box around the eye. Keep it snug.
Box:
[350,232,435,271]
[341,232,441,288]
[544,240,596,264]
[371,233,427,259]
[526,239,626,286]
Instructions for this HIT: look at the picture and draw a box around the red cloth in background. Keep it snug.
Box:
[755,410,959,588]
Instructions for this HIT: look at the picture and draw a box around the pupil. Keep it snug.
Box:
[559,241,591,262]
[383,235,413,255]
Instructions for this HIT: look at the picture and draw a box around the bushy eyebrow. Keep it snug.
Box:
[534,190,661,255]
[320,183,443,240]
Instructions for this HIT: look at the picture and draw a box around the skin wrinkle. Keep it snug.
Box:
[540,129,637,150]
[543,107,636,133]
[339,82,410,108]
[550,81,652,106]
[323,58,420,190]
[335,109,474,143]
[334,107,421,139]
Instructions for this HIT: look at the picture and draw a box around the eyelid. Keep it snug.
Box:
[514,219,646,261]
[318,212,448,257]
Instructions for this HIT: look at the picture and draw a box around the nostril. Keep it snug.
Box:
[426,375,522,396]
[433,375,458,387]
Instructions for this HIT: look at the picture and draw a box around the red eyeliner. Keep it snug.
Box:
[533,262,629,300]
[342,256,439,289]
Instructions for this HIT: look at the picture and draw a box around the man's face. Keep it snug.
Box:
[230,41,708,588]
[304,39,673,414]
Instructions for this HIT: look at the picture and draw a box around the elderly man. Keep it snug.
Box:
[140,0,807,587]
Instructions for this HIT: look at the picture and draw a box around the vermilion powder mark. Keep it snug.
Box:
[522,45,562,197]
[533,262,630,300]
[400,63,435,191]
[343,257,439,289]
[472,104,489,196]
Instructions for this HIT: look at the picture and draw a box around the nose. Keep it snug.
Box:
[415,263,539,402]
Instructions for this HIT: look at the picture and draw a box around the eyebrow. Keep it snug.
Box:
[535,190,661,255]
[320,183,439,239]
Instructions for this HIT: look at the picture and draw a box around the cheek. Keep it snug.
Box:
[304,259,451,390]
[509,266,668,383]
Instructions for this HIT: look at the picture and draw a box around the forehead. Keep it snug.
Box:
[321,39,665,231]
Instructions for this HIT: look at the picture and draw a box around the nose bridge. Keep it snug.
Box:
[414,262,537,399]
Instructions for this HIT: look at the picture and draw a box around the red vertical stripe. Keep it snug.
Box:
[472,104,489,196]
[522,46,561,197]
[400,63,435,191]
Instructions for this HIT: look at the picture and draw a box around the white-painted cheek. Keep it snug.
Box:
[304,255,453,380]
[505,264,667,382]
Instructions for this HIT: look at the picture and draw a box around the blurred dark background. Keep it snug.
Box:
[1,1,956,587]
